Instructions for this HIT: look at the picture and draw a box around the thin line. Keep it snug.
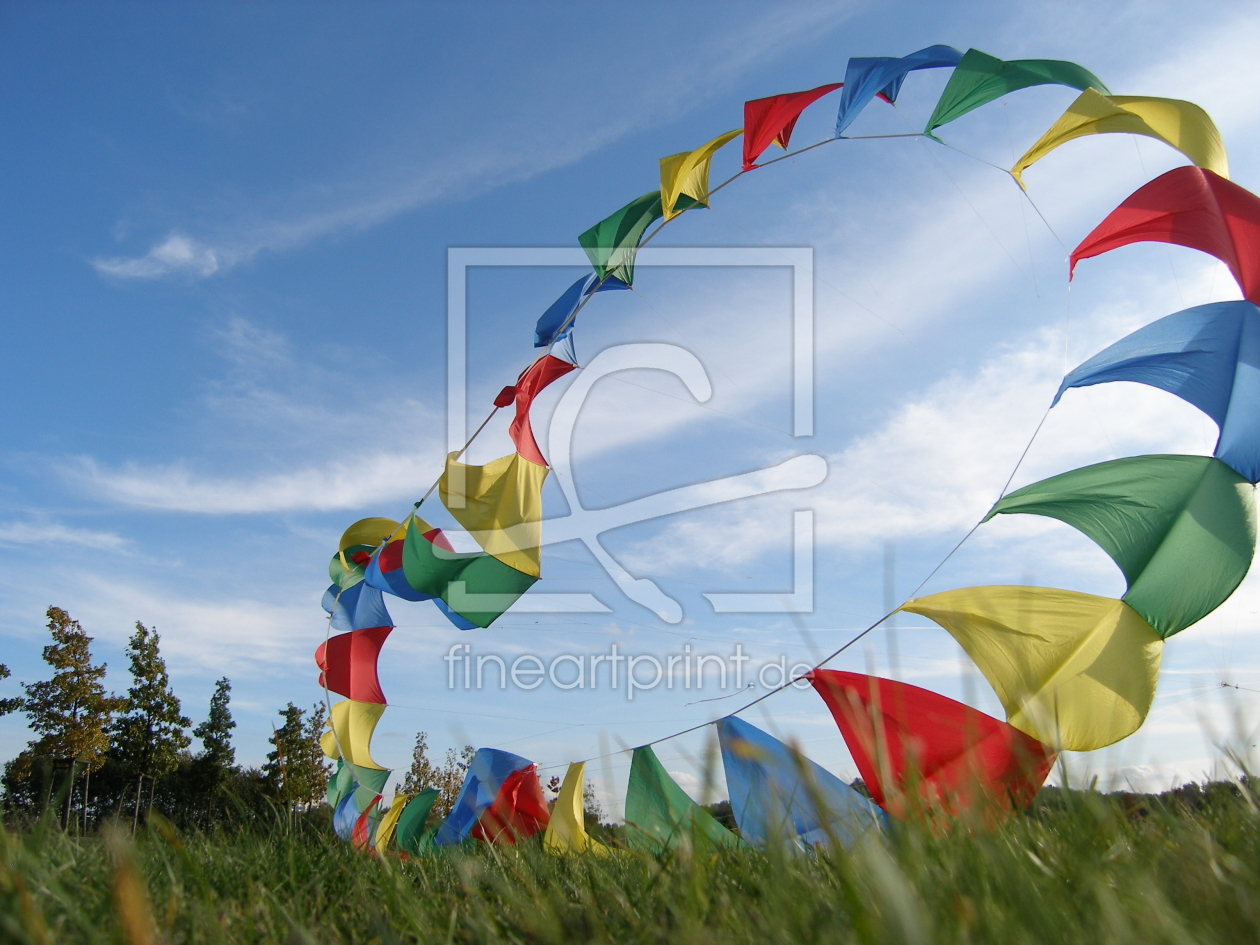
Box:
[686,685,755,706]
[564,400,1058,767]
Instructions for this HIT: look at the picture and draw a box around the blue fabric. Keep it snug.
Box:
[534,273,628,348]
[362,547,478,629]
[333,792,358,841]
[322,581,393,632]
[717,716,885,849]
[1055,301,1260,482]
[434,747,533,845]
[835,45,964,136]
[434,598,479,632]
[364,547,432,602]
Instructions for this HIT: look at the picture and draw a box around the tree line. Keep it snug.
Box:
[0,607,520,834]
[0,606,334,829]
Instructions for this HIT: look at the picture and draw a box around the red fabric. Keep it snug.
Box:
[470,764,551,844]
[743,83,843,170]
[494,385,517,408]
[508,354,577,466]
[378,527,454,575]
[315,625,392,704]
[809,670,1054,823]
[1070,167,1260,303]
[351,802,378,850]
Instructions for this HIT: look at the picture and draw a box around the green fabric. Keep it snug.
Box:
[401,516,538,628]
[623,746,742,853]
[925,48,1108,135]
[327,760,390,811]
[577,191,699,286]
[986,455,1256,637]
[394,788,440,854]
[329,546,371,590]
[326,759,352,809]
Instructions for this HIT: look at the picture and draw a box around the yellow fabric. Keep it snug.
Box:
[439,451,548,578]
[338,517,403,569]
[900,586,1163,752]
[659,128,743,221]
[319,699,387,770]
[374,794,408,852]
[1012,88,1228,186]
[543,762,609,855]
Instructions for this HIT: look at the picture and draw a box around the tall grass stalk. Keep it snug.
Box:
[1,785,1257,944]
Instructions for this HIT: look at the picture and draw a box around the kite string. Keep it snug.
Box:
[402,131,850,519]
[564,399,1058,767]
[404,127,933,517]
[371,121,1068,767]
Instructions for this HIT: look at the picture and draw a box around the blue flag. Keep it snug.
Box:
[835,44,963,136]
[717,716,885,848]
[1055,301,1260,482]
[534,273,628,348]
[434,747,535,845]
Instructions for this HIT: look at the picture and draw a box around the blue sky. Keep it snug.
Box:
[3,1,1260,810]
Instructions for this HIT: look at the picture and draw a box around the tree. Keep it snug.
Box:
[193,677,235,770]
[400,732,473,821]
[264,703,330,809]
[0,664,21,716]
[10,607,122,777]
[109,622,191,781]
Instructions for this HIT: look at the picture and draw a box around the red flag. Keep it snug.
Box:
[743,83,843,171]
[508,354,576,466]
[315,625,392,705]
[1071,167,1260,303]
[809,670,1054,823]
[351,801,379,850]
[470,764,551,844]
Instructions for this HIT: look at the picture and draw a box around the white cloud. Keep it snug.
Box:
[62,574,320,679]
[93,233,221,280]
[68,450,442,514]
[90,4,856,281]
[0,521,129,552]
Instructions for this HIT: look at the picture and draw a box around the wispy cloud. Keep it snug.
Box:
[0,521,129,551]
[90,3,857,282]
[93,233,221,280]
[68,451,441,514]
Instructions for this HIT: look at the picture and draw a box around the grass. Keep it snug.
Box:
[2,784,1259,944]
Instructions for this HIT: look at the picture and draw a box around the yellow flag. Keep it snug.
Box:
[1012,88,1228,186]
[543,762,609,855]
[374,793,408,852]
[319,699,387,770]
[439,451,548,578]
[337,517,403,569]
[659,129,743,221]
[900,586,1163,752]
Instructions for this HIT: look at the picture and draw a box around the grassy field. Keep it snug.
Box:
[2,784,1259,944]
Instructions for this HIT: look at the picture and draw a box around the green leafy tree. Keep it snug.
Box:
[0,664,21,716]
[109,622,191,780]
[400,732,473,821]
[193,677,235,770]
[264,703,330,809]
[8,607,123,779]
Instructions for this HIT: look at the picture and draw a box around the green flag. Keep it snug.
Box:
[925,48,1107,136]
[986,455,1256,637]
[623,745,742,853]
[394,788,440,855]
[402,516,537,628]
[578,191,700,286]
